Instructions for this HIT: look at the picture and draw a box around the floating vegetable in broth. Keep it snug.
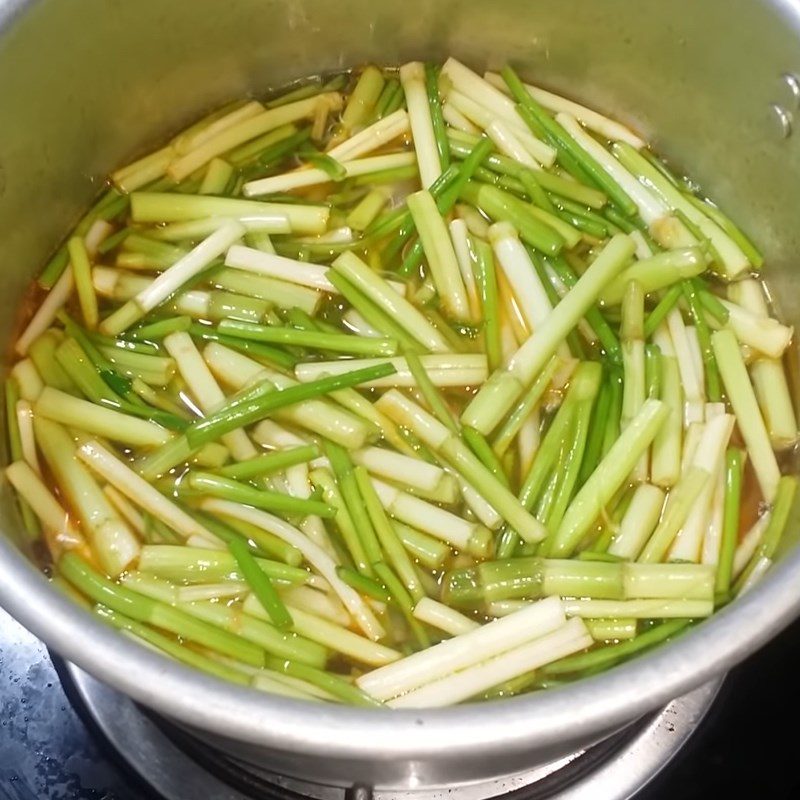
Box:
[5,58,797,708]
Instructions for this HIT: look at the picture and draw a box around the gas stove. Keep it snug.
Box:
[2,605,799,800]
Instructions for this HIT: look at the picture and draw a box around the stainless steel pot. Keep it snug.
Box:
[2,0,800,791]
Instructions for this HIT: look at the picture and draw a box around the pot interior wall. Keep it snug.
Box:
[2,0,800,789]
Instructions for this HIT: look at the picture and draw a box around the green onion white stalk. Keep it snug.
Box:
[201,498,384,641]
[564,598,712,619]
[446,90,555,167]
[77,439,223,545]
[329,109,410,161]
[370,477,491,555]
[489,223,568,364]
[406,190,471,320]
[712,299,793,359]
[700,466,727,567]
[163,332,258,461]
[376,389,546,542]
[448,218,482,321]
[608,483,666,560]
[172,100,265,154]
[35,420,140,576]
[665,309,704,425]
[278,586,350,627]
[556,114,667,228]
[668,414,734,562]
[731,281,799,448]
[389,618,591,708]
[485,120,543,168]
[16,268,74,357]
[242,151,415,197]
[243,595,399,667]
[649,326,683,486]
[551,399,667,557]
[483,71,646,148]
[225,245,337,292]
[5,461,85,553]
[36,388,170,447]
[400,62,443,188]
[201,343,373,449]
[167,93,341,180]
[612,142,751,278]
[600,248,706,306]
[442,102,481,133]
[11,360,44,402]
[14,400,40,474]
[330,252,451,353]
[412,598,480,636]
[101,221,245,335]
[295,354,486,388]
[130,193,328,235]
[352,446,455,496]
[712,329,781,502]
[357,595,566,701]
[463,234,634,434]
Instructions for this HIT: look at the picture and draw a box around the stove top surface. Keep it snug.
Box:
[2,605,799,800]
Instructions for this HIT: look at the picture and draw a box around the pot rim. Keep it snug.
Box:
[1,532,798,760]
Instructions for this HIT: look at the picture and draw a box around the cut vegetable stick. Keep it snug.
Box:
[357,595,565,701]
[448,218,482,322]
[712,329,781,503]
[701,465,727,567]
[608,483,665,560]
[612,142,751,278]
[35,388,171,448]
[130,193,327,235]
[167,93,341,180]
[556,113,667,226]
[400,62,442,188]
[327,109,410,161]
[243,595,398,667]
[101,221,245,335]
[200,498,384,640]
[666,308,704,425]
[331,251,451,353]
[442,102,481,134]
[407,190,471,320]
[77,440,222,545]
[163,332,258,462]
[352,446,452,495]
[446,90,555,167]
[668,414,734,562]
[732,513,771,578]
[389,618,591,708]
[173,101,265,155]
[563,598,713,618]
[202,343,372,449]
[370,478,490,555]
[16,267,74,356]
[462,234,634,434]
[483,71,646,148]
[6,461,85,554]
[15,400,40,475]
[551,399,668,557]
[242,152,415,197]
[412,598,480,636]
[35,420,139,576]
[225,246,338,293]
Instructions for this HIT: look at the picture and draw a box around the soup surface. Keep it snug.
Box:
[5,59,797,708]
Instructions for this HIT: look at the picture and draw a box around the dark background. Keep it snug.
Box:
[2,605,799,800]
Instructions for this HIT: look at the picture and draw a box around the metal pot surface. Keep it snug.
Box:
[1,0,800,790]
